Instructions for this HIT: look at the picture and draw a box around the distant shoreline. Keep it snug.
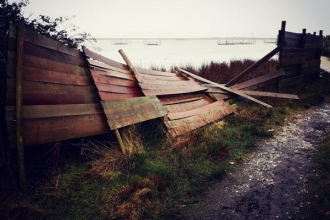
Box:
[94,37,277,41]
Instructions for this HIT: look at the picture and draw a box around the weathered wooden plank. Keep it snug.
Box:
[211,93,234,101]
[8,51,89,76]
[6,92,99,105]
[141,74,186,81]
[137,67,178,77]
[9,24,83,58]
[206,87,229,94]
[6,103,103,119]
[7,66,93,85]
[142,87,207,96]
[138,78,194,85]
[160,94,203,105]
[139,81,205,90]
[8,38,87,67]
[91,69,138,86]
[104,103,166,120]
[225,43,286,87]
[107,111,164,130]
[164,98,211,113]
[83,46,129,70]
[167,100,225,120]
[118,49,143,82]
[87,58,131,74]
[231,70,285,90]
[239,90,299,99]
[98,92,141,101]
[176,67,272,108]
[7,78,97,95]
[8,114,108,146]
[101,95,159,109]
[101,96,166,130]
[165,103,235,137]
[95,82,141,94]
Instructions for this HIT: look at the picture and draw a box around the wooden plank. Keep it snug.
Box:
[8,52,89,76]
[239,90,299,99]
[83,46,129,70]
[104,103,166,120]
[139,81,205,90]
[107,111,164,130]
[164,98,211,113]
[176,67,272,108]
[211,93,234,101]
[95,82,141,94]
[90,69,138,86]
[118,49,143,82]
[206,87,229,94]
[167,100,225,120]
[101,96,166,130]
[231,70,285,90]
[137,67,178,77]
[165,103,235,137]
[93,68,137,81]
[138,78,194,85]
[98,92,140,100]
[9,24,83,58]
[225,43,286,87]
[6,92,99,105]
[8,38,87,67]
[141,74,186,81]
[6,103,103,119]
[8,66,93,85]
[7,78,97,95]
[8,114,108,146]
[160,94,203,105]
[142,87,207,96]
[101,95,160,110]
[87,58,131,74]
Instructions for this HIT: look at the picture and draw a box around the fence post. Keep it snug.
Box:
[300,29,307,83]
[276,21,286,91]
[16,20,27,191]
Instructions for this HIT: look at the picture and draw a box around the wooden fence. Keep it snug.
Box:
[2,20,321,189]
[277,21,323,87]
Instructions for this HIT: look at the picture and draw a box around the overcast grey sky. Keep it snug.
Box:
[18,0,330,38]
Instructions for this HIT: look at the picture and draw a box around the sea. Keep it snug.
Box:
[85,38,278,71]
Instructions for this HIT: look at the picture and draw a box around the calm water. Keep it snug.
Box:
[86,39,277,71]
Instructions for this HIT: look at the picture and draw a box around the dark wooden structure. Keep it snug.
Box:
[277,21,323,87]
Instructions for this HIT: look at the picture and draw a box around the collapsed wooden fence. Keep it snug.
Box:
[0,21,324,188]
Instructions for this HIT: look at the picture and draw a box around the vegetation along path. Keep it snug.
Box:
[189,99,330,219]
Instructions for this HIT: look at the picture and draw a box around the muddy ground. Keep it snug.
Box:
[187,57,330,220]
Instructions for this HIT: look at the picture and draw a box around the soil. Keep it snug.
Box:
[187,57,330,220]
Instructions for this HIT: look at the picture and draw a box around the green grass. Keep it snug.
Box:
[1,61,330,219]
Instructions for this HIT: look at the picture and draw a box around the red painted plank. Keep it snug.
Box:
[139,81,205,90]
[91,69,138,86]
[142,87,207,96]
[167,101,225,120]
[6,92,99,105]
[20,66,93,85]
[141,74,186,81]
[87,58,131,74]
[98,92,141,100]
[95,82,141,94]
[164,98,212,113]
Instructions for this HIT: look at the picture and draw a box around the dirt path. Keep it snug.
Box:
[187,58,330,220]
[188,100,330,220]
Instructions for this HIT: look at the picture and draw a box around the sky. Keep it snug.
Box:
[15,0,330,38]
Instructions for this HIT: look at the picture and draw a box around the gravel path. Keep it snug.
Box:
[188,100,330,220]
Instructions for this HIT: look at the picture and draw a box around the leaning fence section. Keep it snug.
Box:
[277,21,323,87]
[5,23,108,147]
